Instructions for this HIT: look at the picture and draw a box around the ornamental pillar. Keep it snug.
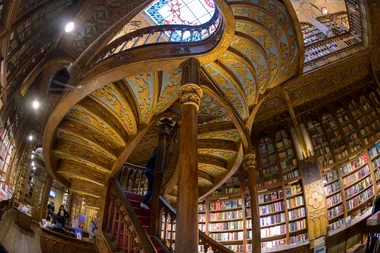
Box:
[176,58,202,253]
[244,153,261,253]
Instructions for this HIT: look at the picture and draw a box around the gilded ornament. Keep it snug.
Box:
[179,84,203,109]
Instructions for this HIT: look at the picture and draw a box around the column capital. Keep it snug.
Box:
[179,84,203,110]
[243,153,256,167]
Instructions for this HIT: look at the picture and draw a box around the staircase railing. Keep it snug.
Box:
[118,162,147,195]
[89,7,221,67]
[157,196,234,253]
[104,178,156,253]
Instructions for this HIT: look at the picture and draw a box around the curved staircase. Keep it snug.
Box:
[41,0,304,251]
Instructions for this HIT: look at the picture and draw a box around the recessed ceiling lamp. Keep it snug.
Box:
[65,22,75,33]
[321,7,329,15]
[32,100,40,109]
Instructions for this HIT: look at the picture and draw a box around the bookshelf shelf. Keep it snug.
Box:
[324,178,339,186]
[259,198,284,205]
[287,205,305,211]
[209,207,242,213]
[326,189,341,198]
[328,201,343,209]
[261,233,287,242]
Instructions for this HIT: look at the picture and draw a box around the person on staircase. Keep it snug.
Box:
[140,148,158,210]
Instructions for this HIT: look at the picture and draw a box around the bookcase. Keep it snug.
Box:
[348,100,374,146]
[300,22,325,46]
[305,117,334,168]
[316,12,349,35]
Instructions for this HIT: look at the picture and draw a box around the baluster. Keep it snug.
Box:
[131,170,138,192]
[136,171,142,194]
[128,226,132,253]
[119,41,129,53]
[131,35,142,48]
[107,199,113,231]
[169,30,173,42]
[123,215,127,253]
[163,210,168,243]
[144,32,152,45]
[169,213,174,250]
[116,207,122,246]
[157,31,163,43]
[111,202,118,240]
[180,29,184,42]
[190,31,194,42]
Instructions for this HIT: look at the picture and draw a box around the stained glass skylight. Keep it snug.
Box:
[145,0,215,26]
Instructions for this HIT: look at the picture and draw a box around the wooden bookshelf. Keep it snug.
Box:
[316,11,349,35]
[306,117,334,168]
[300,22,326,46]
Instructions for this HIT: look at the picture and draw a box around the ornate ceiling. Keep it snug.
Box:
[0,0,378,207]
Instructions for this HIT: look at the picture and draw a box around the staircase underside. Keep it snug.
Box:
[42,0,302,208]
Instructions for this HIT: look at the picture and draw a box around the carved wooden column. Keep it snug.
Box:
[283,87,308,158]
[149,118,172,235]
[244,153,261,253]
[39,175,53,220]
[176,58,202,253]
[300,158,328,248]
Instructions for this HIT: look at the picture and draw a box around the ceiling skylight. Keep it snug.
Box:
[145,0,215,26]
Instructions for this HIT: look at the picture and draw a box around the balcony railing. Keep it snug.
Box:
[89,6,221,67]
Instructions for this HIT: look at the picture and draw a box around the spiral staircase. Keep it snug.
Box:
[41,0,303,251]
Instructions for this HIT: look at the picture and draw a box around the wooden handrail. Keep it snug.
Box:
[157,195,234,253]
[89,6,221,66]
[104,178,157,253]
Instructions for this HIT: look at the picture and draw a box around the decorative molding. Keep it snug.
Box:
[179,84,203,110]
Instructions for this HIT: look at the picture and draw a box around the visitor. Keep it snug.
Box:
[56,205,69,228]
[88,218,98,241]
[47,202,54,221]
[140,148,157,210]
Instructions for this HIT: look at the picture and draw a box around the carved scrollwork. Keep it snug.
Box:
[179,84,203,110]
[243,153,256,168]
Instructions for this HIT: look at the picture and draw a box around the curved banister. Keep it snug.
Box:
[105,178,157,253]
[89,6,222,67]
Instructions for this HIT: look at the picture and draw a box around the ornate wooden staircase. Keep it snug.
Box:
[41,0,304,251]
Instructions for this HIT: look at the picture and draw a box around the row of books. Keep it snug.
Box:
[288,207,306,221]
[209,199,243,211]
[262,165,279,176]
[328,204,344,219]
[368,142,380,159]
[346,187,374,210]
[322,170,339,184]
[260,224,286,238]
[258,189,283,204]
[289,219,306,232]
[345,176,372,198]
[325,181,341,195]
[328,218,345,232]
[286,196,304,208]
[260,202,284,215]
[289,233,308,244]
[280,158,297,170]
[260,239,286,249]
[327,193,342,208]
[199,223,206,232]
[340,153,368,176]
[198,203,206,212]
[284,183,302,196]
[225,245,244,252]
[259,213,286,227]
[209,210,243,221]
[210,231,243,241]
[283,169,300,181]
[208,221,243,232]
[373,156,380,170]
[199,214,206,222]
[342,165,370,186]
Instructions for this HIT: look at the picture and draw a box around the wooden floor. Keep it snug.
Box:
[0,210,41,253]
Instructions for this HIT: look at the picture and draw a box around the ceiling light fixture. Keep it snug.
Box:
[65,22,75,33]
[321,7,329,15]
[32,100,40,109]
[31,154,34,159]
[28,135,33,141]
